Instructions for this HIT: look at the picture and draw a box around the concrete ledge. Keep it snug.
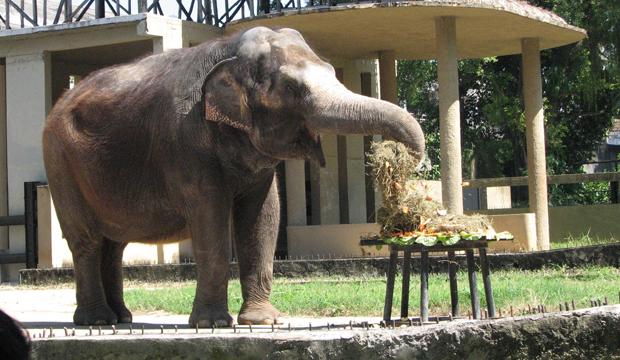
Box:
[30,306,620,359]
[19,242,620,285]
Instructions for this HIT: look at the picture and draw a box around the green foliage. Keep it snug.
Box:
[398,0,620,205]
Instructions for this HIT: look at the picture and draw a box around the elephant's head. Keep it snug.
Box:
[189,27,425,166]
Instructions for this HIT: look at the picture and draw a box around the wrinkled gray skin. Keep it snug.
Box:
[42,27,425,327]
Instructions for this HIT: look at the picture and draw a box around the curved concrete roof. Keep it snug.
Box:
[225,0,587,60]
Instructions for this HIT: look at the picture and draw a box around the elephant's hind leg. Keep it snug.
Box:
[68,235,118,326]
[101,239,132,323]
[234,174,281,325]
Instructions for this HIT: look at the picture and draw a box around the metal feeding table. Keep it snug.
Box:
[360,238,496,323]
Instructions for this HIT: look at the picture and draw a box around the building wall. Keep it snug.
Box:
[0,15,222,279]
[0,61,7,254]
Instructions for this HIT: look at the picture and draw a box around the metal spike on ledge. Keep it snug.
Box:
[98,326,102,336]
[160,325,164,334]
[64,327,68,336]
[129,325,133,335]
[72,328,75,337]
[142,325,145,335]
[112,325,116,335]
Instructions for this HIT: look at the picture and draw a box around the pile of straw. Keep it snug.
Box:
[367,141,491,237]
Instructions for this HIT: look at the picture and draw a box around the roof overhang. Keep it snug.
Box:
[226,1,587,60]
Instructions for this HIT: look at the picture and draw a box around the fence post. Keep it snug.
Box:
[95,0,105,18]
[65,0,72,22]
[24,182,41,269]
[5,0,11,30]
[138,0,147,12]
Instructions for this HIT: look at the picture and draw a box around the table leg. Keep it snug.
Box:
[383,248,398,321]
[401,250,412,319]
[479,247,496,318]
[420,250,429,323]
[466,249,480,319]
[448,250,459,317]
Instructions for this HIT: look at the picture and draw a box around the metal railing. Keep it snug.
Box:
[0,182,41,269]
[463,172,620,207]
[0,0,367,30]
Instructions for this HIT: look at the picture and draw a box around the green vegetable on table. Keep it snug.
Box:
[379,229,513,247]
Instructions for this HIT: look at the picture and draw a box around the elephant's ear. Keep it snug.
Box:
[176,56,251,132]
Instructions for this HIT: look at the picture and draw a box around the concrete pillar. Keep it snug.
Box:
[522,38,550,250]
[319,134,340,225]
[4,53,51,279]
[0,62,7,252]
[378,51,397,104]
[369,60,383,217]
[342,61,367,224]
[152,18,188,53]
[152,24,189,262]
[435,17,464,215]
[284,160,307,226]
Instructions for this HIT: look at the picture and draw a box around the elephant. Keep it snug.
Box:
[42,26,425,327]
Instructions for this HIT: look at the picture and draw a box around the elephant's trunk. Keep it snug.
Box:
[307,81,426,161]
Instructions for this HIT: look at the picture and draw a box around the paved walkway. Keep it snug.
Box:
[0,284,382,334]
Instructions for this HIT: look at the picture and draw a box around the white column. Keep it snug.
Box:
[435,17,464,215]
[522,38,550,250]
[0,63,7,252]
[319,134,340,225]
[4,53,51,279]
[284,160,307,226]
[378,51,397,104]
[342,61,367,224]
[152,18,187,53]
[152,23,188,262]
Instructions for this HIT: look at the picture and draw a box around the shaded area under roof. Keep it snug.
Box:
[226,0,587,60]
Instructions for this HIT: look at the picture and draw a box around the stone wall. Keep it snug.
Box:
[20,242,620,285]
[30,306,620,359]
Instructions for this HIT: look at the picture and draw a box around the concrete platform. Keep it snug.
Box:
[1,285,620,359]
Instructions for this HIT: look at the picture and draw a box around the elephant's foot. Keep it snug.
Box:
[189,305,233,328]
[73,303,118,325]
[109,303,133,323]
[238,301,282,325]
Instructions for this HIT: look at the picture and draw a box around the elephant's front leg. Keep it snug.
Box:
[234,174,281,325]
[188,191,234,328]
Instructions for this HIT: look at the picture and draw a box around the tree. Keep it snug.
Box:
[398,0,620,206]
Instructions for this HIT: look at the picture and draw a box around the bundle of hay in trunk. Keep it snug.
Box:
[367,141,492,240]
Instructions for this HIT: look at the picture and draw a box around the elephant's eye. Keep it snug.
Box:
[284,82,297,93]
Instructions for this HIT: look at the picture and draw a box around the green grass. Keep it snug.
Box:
[124,266,620,317]
[551,233,618,249]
